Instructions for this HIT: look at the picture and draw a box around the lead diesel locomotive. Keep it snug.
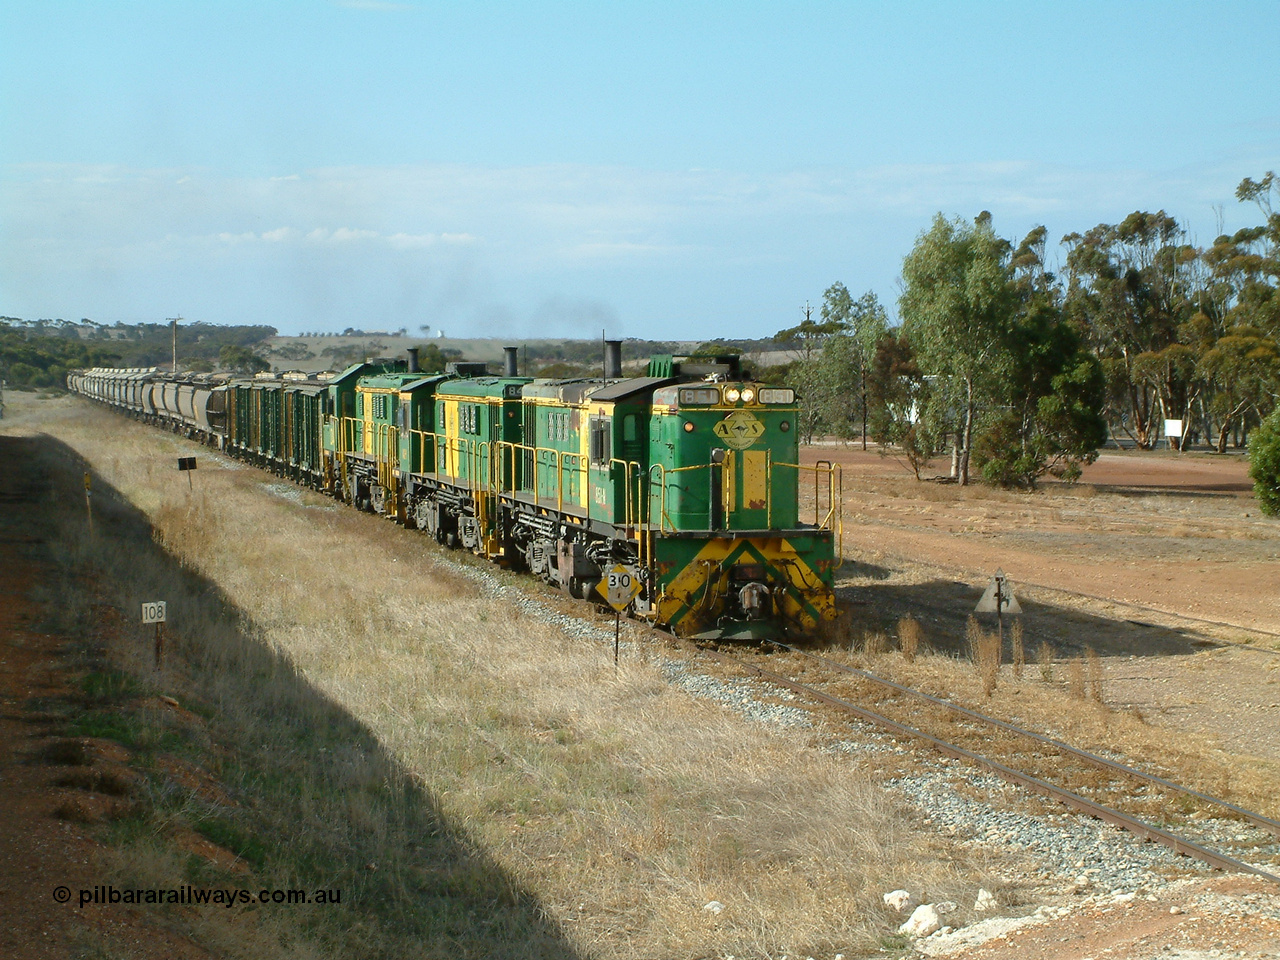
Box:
[68,344,842,639]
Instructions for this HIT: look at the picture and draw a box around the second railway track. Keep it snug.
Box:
[664,632,1280,886]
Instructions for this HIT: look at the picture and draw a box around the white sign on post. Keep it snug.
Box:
[1164,419,1184,439]
[975,569,1021,615]
[141,601,167,624]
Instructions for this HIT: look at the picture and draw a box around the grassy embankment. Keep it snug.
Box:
[4,392,973,959]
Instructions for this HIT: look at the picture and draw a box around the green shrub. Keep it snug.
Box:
[1249,406,1280,516]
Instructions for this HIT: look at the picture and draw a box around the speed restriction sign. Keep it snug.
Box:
[596,565,642,611]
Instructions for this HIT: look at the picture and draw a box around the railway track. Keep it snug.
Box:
[667,633,1280,885]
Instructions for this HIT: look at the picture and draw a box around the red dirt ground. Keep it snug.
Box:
[0,440,213,959]
[804,445,1280,635]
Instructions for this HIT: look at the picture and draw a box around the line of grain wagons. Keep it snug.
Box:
[68,346,842,639]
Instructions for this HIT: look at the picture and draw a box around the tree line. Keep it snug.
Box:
[0,319,279,386]
[779,171,1280,493]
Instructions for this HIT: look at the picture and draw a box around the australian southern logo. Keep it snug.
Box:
[713,410,765,449]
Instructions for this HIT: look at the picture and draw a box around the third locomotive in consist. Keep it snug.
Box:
[68,342,842,639]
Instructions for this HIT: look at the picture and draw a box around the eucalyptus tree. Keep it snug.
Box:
[1198,326,1280,451]
[900,213,1018,484]
[866,331,929,474]
[1063,211,1202,448]
[844,290,891,449]
[800,283,891,447]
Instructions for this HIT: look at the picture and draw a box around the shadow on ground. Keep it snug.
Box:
[5,434,583,960]
[830,558,1226,661]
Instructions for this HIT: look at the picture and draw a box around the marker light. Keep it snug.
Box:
[683,421,695,432]
[724,387,741,403]
[740,387,755,403]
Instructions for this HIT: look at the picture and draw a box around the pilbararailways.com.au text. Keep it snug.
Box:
[54,885,342,908]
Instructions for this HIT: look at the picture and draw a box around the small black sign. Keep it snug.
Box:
[177,457,197,471]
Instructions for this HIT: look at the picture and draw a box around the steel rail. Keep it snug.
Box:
[679,639,1279,883]
[764,640,1280,839]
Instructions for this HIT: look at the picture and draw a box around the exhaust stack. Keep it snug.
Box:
[503,346,519,378]
[406,347,420,373]
[604,339,622,379]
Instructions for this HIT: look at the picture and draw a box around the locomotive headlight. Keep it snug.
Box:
[683,421,695,432]
[724,387,741,403]
[740,387,755,403]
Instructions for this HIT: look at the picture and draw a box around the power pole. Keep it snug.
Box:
[167,316,182,372]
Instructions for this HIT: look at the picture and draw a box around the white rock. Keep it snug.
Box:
[974,888,998,913]
[883,889,915,912]
[702,900,724,915]
[935,901,958,915]
[899,904,942,938]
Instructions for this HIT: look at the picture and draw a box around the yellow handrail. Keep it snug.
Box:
[770,459,843,553]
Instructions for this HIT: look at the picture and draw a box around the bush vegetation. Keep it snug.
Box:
[0,318,276,387]
[780,170,1280,488]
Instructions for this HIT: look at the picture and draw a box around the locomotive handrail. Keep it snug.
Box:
[473,440,491,534]
[607,458,642,530]
[646,463,681,534]
[769,460,844,554]
[766,448,772,529]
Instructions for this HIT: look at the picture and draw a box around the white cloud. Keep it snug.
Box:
[328,227,379,243]
[386,232,434,248]
[1,159,1269,337]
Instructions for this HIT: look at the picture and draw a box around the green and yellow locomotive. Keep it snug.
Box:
[323,345,842,639]
[70,344,842,639]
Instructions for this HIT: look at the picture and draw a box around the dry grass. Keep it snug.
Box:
[7,394,967,960]
[813,636,1280,822]
[1067,654,1087,700]
[861,629,890,656]
[1037,641,1055,683]
[897,616,922,664]
[1010,619,1025,680]
[1085,646,1106,704]
[966,617,1001,698]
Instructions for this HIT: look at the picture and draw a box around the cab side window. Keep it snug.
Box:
[589,417,612,465]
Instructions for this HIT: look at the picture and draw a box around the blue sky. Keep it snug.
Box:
[3,1,1278,339]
